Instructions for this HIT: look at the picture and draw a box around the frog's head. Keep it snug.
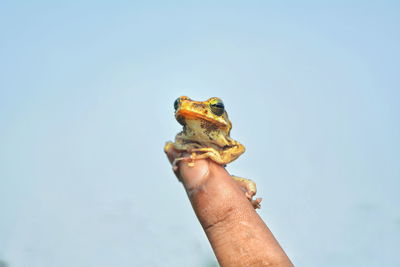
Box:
[173,96,232,135]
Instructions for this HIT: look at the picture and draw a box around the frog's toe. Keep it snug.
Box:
[172,157,187,170]
[245,190,256,200]
[245,191,262,209]
[173,163,179,172]
[251,198,262,209]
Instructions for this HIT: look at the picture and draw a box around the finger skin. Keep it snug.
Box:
[166,148,294,267]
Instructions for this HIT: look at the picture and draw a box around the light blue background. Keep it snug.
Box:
[1,1,399,266]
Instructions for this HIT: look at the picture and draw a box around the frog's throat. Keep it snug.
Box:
[177,131,233,149]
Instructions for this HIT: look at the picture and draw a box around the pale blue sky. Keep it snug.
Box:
[1,1,399,266]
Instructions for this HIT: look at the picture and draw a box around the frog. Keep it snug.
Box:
[164,96,262,209]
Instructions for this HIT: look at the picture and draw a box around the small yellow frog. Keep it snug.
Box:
[164,96,261,209]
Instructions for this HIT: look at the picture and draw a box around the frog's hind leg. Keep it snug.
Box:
[232,176,262,209]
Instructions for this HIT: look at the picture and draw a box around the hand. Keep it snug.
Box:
[165,147,294,267]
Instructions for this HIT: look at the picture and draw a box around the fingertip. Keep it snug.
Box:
[179,159,211,185]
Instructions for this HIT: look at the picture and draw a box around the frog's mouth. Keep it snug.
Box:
[175,109,228,128]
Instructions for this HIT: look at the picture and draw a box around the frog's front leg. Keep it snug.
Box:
[232,176,262,209]
[188,145,244,165]
[164,141,192,171]
[188,147,227,165]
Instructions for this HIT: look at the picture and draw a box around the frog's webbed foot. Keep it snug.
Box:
[232,176,262,209]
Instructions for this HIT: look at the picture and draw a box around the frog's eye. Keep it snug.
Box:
[173,98,180,110]
[174,96,190,110]
[210,99,225,116]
